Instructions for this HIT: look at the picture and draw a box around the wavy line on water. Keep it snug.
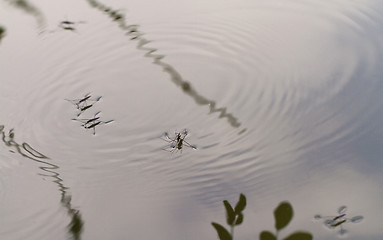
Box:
[4,0,46,29]
[0,125,83,240]
[85,0,246,133]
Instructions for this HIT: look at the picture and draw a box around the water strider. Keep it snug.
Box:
[66,93,102,116]
[161,129,197,153]
[40,19,87,34]
[72,111,113,135]
[314,206,364,236]
[58,19,86,32]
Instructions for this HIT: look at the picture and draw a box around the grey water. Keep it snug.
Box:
[1,0,383,239]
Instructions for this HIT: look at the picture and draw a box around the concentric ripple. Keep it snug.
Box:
[1,0,383,239]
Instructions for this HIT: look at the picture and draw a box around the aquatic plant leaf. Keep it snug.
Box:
[283,231,313,240]
[274,201,293,231]
[338,206,347,214]
[211,222,232,240]
[235,213,243,225]
[234,193,246,214]
[223,200,236,225]
[260,231,277,240]
[350,216,363,223]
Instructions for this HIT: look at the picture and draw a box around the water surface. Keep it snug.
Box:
[1,0,383,239]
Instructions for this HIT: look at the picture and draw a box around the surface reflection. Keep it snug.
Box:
[85,0,246,133]
[0,125,84,240]
[4,0,45,29]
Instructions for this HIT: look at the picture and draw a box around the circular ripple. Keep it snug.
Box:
[118,0,383,203]
[1,0,383,209]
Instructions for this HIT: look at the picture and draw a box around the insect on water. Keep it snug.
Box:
[58,19,84,32]
[66,93,102,116]
[314,206,364,236]
[161,129,197,153]
[40,18,87,34]
[72,111,113,135]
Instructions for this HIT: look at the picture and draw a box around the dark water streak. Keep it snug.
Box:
[0,26,5,42]
[85,0,246,134]
[0,125,83,240]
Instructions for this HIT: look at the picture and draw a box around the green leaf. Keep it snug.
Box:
[283,231,313,240]
[235,213,244,225]
[274,201,293,231]
[234,193,247,214]
[260,231,277,240]
[223,200,236,225]
[211,222,232,240]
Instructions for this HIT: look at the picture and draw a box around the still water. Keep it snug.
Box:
[1,0,383,239]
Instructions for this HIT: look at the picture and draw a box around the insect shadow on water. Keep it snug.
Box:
[161,129,197,153]
[66,93,102,116]
[314,206,364,236]
[72,111,113,135]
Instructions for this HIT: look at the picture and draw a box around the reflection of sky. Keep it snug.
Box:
[1,0,383,239]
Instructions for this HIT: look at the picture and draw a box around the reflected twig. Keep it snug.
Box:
[0,125,84,240]
[4,0,46,29]
[84,0,246,133]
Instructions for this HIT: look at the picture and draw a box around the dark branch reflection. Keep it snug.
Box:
[0,26,5,42]
[0,125,83,240]
[4,0,46,29]
[85,0,246,133]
